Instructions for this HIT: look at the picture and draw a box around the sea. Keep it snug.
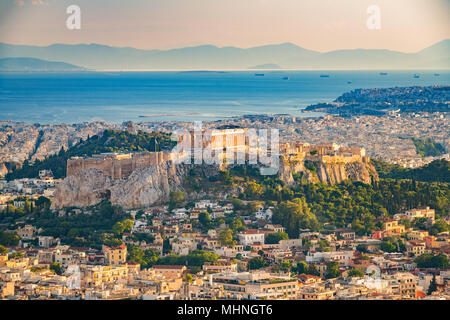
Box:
[0,70,449,124]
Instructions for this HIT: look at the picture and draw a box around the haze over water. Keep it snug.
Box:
[0,70,449,124]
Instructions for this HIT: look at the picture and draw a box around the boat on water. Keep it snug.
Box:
[379,72,388,76]
[282,76,290,80]
[347,81,352,84]
[413,74,420,78]
[434,73,440,76]
[320,74,330,78]
[255,73,264,76]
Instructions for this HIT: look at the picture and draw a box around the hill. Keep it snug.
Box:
[412,138,446,158]
[0,57,87,71]
[5,130,176,180]
[248,63,282,69]
[372,159,450,183]
[0,39,448,70]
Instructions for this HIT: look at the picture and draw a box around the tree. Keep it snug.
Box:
[50,262,63,275]
[112,219,134,236]
[169,191,186,209]
[163,238,172,255]
[295,261,308,274]
[218,229,236,247]
[128,246,159,268]
[413,217,428,231]
[184,273,193,284]
[231,198,246,211]
[265,231,289,244]
[348,268,365,278]
[0,245,8,255]
[280,260,291,273]
[272,199,318,238]
[325,261,341,279]
[380,240,396,253]
[103,238,123,247]
[230,217,246,233]
[122,219,134,233]
[306,264,320,276]
[431,220,449,235]
[248,257,266,270]
[427,274,437,295]
[0,231,20,246]
[415,253,448,269]
[198,211,211,228]
[380,237,405,253]
[112,221,125,236]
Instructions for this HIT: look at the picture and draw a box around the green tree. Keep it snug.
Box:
[248,257,266,270]
[128,246,159,268]
[325,261,341,279]
[0,245,8,255]
[415,253,449,269]
[230,217,247,233]
[272,199,318,238]
[169,191,186,209]
[431,220,449,235]
[112,219,134,236]
[218,229,236,247]
[184,273,193,284]
[265,231,289,244]
[198,211,211,228]
[280,260,291,273]
[0,231,20,246]
[50,262,63,275]
[348,268,365,278]
[427,274,437,295]
[295,261,308,274]
[231,198,246,211]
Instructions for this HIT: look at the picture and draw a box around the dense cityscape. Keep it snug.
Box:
[0,85,448,300]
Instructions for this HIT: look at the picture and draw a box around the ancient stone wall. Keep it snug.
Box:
[67,151,173,179]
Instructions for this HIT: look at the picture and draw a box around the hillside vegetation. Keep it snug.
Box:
[5,130,176,180]
[373,159,450,183]
[412,138,446,158]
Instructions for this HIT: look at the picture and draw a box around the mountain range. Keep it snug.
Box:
[0,40,448,70]
[0,57,87,72]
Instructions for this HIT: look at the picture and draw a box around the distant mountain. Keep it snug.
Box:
[248,63,282,69]
[0,57,87,71]
[0,40,448,70]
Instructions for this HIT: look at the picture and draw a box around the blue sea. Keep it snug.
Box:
[0,70,449,124]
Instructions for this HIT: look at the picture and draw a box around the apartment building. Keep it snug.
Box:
[238,229,265,246]
[103,244,127,266]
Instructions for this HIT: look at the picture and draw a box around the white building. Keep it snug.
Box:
[237,229,265,246]
[306,251,354,266]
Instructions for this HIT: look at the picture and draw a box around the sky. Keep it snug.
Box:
[0,0,449,52]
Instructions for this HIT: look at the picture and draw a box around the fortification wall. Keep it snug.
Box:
[320,154,363,164]
[67,151,173,179]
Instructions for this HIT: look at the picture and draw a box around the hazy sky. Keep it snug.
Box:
[0,0,449,52]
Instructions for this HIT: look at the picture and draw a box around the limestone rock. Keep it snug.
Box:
[51,168,112,209]
[0,163,8,177]
[52,161,220,210]
[110,161,187,209]
[278,157,378,185]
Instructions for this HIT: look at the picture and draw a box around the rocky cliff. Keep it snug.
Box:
[278,157,378,185]
[52,157,378,209]
[51,168,113,209]
[52,161,220,210]
[0,163,8,177]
